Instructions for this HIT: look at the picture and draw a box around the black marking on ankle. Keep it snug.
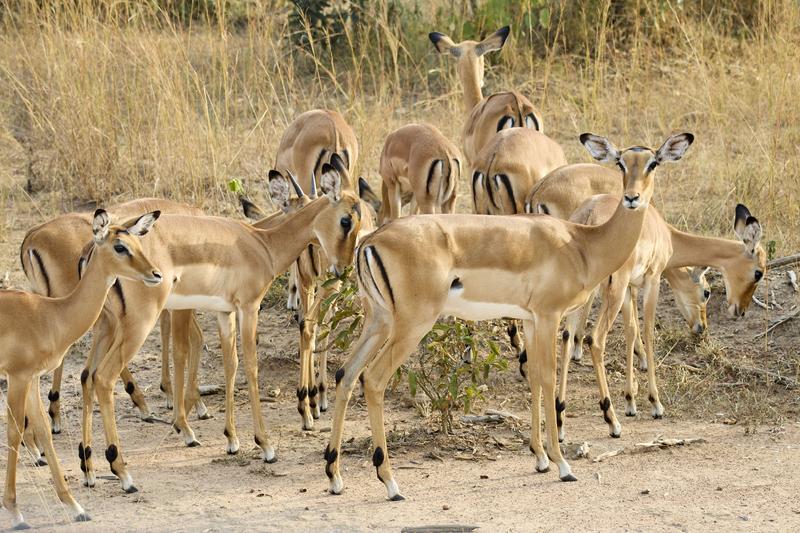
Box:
[584,335,593,346]
[78,443,91,472]
[518,350,527,377]
[600,397,612,424]
[561,330,570,342]
[223,427,230,438]
[319,383,326,393]
[172,423,181,435]
[335,368,345,385]
[450,277,463,290]
[105,444,118,466]
[125,381,135,395]
[48,390,59,402]
[324,445,338,479]
[634,347,642,357]
[507,323,517,341]
[625,393,632,402]
[298,318,305,332]
[556,397,566,427]
[649,395,656,404]
[24,416,28,429]
[574,335,580,345]
[160,383,166,393]
[254,435,264,447]
[297,387,308,401]
[48,405,55,418]
[80,369,89,385]
[373,447,385,482]
[359,373,365,386]
[297,405,305,416]
[309,385,318,399]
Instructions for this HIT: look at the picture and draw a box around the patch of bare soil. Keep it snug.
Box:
[1,201,799,532]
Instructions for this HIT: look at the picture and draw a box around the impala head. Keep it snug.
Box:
[669,267,711,334]
[308,162,362,277]
[85,209,163,286]
[724,204,766,318]
[580,132,694,210]
[429,26,510,89]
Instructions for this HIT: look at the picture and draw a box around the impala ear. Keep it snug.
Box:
[320,163,342,201]
[580,133,621,163]
[476,26,510,56]
[240,197,266,221]
[429,31,461,57]
[92,209,111,243]
[358,177,381,212]
[268,171,291,211]
[656,132,694,163]
[126,211,161,237]
[733,203,762,255]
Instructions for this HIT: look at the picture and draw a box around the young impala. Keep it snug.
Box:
[1,209,161,529]
[323,132,694,501]
[79,171,362,493]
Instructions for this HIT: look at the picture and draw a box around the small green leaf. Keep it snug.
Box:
[408,371,418,397]
[539,7,551,29]
[227,178,244,194]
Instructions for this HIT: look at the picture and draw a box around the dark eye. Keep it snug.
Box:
[703,289,711,300]
[340,216,352,231]
[754,270,763,282]
[114,244,128,255]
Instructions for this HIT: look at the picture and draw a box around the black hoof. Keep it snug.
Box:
[610,432,621,439]
[626,412,637,417]
[535,465,550,473]
[389,494,406,501]
[74,513,91,522]
[329,489,342,496]
[51,428,61,435]
[36,458,48,467]
[83,481,95,488]
[302,426,314,432]
[124,485,139,494]
[264,456,278,464]
[560,473,578,482]
[653,413,663,420]
[558,437,564,443]
[226,449,238,456]
[187,440,201,448]
[320,406,328,413]
[312,413,320,420]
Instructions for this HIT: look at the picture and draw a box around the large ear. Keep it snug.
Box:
[126,211,161,237]
[240,197,266,221]
[580,133,621,163]
[358,176,381,212]
[92,209,111,244]
[475,26,510,56]
[429,31,460,57]
[268,170,291,210]
[320,162,342,201]
[656,132,694,163]
[733,203,762,254]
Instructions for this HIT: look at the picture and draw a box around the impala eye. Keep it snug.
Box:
[754,270,763,282]
[703,289,711,300]
[340,216,352,232]
[114,244,129,255]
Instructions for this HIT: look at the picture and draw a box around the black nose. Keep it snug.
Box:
[694,324,704,335]
[624,194,640,204]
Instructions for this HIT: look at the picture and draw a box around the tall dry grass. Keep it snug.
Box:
[0,0,798,254]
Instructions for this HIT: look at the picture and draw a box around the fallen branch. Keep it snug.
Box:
[592,449,623,463]
[753,307,800,340]
[484,409,521,421]
[461,410,519,424]
[769,254,800,269]
[199,384,221,395]
[751,296,769,310]
[632,436,706,453]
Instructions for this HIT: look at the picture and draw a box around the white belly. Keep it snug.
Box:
[165,294,235,312]
[442,290,533,322]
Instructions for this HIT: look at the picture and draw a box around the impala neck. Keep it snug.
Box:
[458,60,483,114]
[55,249,116,347]
[580,201,649,286]
[255,197,330,275]
[667,226,742,271]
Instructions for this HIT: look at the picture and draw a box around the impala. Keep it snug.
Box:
[556,199,765,440]
[1,209,161,529]
[79,170,362,493]
[323,132,694,501]
[429,26,542,167]
[20,199,207,437]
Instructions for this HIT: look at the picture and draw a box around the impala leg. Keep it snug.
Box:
[557,307,585,443]
[326,305,389,496]
[528,314,574,481]
[80,315,116,488]
[22,416,44,466]
[642,278,664,418]
[27,378,89,523]
[589,275,627,438]
[631,288,647,370]
[240,305,275,462]
[47,361,64,434]
[217,311,239,454]
[622,287,640,416]
[571,289,596,362]
[3,375,31,529]
[119,366,151,422]
[297,265,316,429]
[507,320,524,372]
[363,322,433,501]
[314,282,340,414]
[522,319,548,473]
[159,310,173,409]
[170,310,199,447]
[186,311,209,420]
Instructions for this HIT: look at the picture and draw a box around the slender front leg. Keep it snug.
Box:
[240,305,275,462]
[523,318,549,473]
[22,416,45,466]
[170,310,200,447]
[159,310,173,409]
[314,281,340,413]
[642,277,665,418]
[27,378,90,523]
[216,311,239,454]
[3,376,31,529]
[527,314,575,481]
[557,306,586,442]
[326,307,389,496]
[621,287,641,416]
[297,263,316,430]
[48,361,65,434]
[185,311,209,420]
[630,288,647,370]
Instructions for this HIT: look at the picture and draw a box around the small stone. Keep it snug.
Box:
[480,474,489,479]
[739,515,750,522]
[716,486,723,491]
[299,488,307,493]
[640,489,651,495]
[442,505,450,510]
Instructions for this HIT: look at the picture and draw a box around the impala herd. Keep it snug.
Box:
[1,26,766,528]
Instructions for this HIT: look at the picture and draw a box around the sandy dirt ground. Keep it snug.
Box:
[1,202,799,532]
